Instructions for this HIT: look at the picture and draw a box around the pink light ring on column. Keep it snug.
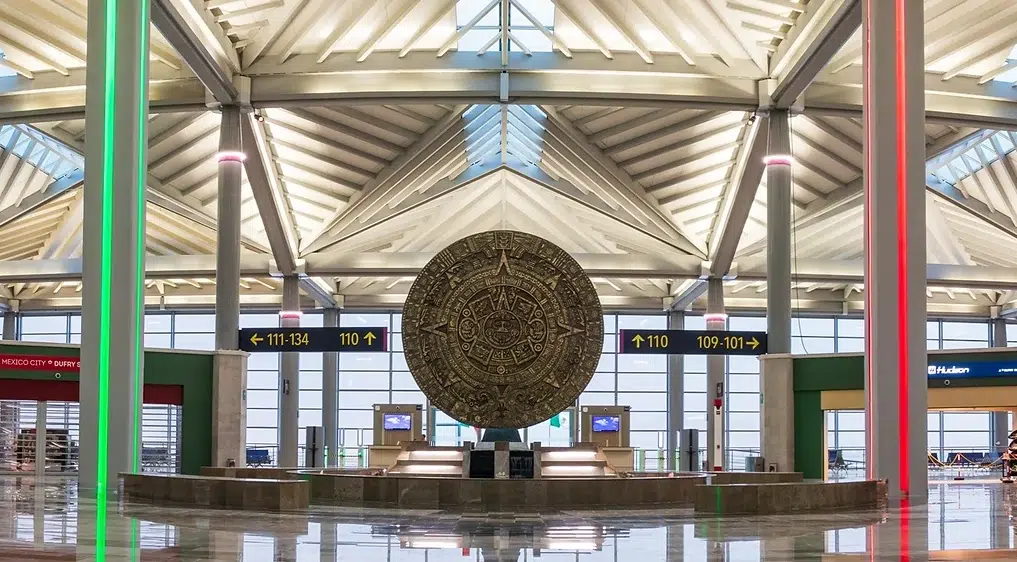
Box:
[278,310,303,320]
[703,312,728,322]
[215,150,247,163]
[762,154,793,167]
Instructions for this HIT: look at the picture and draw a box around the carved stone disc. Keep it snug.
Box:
[402,231,604,429]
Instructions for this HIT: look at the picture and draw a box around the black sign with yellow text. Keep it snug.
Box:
[618,329,767,356]
[238,327,387,353]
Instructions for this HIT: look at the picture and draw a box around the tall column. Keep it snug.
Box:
[2,308,15,339]
[278,276,301,466]
[322,307,339,467]
[705,278,726,471]
[666,311,684,471]
[215,107,243,351]
[863,0,927,499]
[766,110,792,355]
[992,316,1009,454]
[1,308,18,463]
[80,0,150,494]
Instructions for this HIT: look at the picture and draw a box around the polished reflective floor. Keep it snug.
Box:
[1,476,1015,561]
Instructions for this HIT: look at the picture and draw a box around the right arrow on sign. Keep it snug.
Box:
[250,333,263,346]
[632,334,644,348]
[748,337,759,350]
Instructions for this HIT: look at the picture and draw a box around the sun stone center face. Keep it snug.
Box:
[483,309,523,349]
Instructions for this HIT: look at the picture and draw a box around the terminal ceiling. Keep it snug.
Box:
[2,0,1017,316]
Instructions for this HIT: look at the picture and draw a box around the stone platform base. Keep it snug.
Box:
[121,473,309,512]
[305,472,707,510]
[694,480,888,515]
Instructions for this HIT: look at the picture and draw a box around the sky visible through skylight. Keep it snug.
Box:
[0,48,14,78]
[0,126,83,178]
[927,45,1017,184]
[456,0,556,53]
[998,44,1017,84]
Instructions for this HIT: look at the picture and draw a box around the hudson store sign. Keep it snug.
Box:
[927,361,1017,379]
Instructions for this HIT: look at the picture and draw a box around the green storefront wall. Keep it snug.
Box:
[0,343,212,475]
[792,350,1017,479]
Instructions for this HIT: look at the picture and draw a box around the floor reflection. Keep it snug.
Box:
[0,475,1015,560]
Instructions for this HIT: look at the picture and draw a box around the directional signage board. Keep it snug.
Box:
[618,329,767,356]
[238,327,387,353]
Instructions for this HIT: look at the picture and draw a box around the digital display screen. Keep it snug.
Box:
[591,415,620,432]
[383,413,412,431]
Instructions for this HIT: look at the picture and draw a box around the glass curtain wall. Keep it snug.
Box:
[13,311,1002,470]
[825,319,995,465]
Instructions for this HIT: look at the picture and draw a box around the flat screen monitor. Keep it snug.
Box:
[383,413,412,431]
[591,415,620,432]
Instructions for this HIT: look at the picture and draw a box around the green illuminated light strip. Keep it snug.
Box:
[133,0,151,474]
[97,0,118,498]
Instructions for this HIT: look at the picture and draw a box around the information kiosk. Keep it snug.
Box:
[368,404,423,468]
[580,405,633,471]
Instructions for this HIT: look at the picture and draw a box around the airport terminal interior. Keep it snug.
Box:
[5,0,1017,559]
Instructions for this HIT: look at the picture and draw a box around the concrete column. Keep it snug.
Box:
[214,106,243,351]
[0,308,17,458]
[35,401,47,478]
[211,351,247,466]
[2,309,15,339]
[761,355,794,472]
[322,307,339,467]
[278,276,301,466]
[705,278,726,471]
[766,109,792,355]
[666,311,684,471]
[320,522,337,562]
[80,0,149,494]
[863,0,928,500]
[992,317,1009,454]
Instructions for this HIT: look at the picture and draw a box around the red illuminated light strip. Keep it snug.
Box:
[895,0,910,498]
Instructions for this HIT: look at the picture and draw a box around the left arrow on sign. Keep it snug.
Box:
[250,333,264,346]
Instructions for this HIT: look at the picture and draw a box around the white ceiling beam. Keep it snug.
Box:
[241,112,298,274]
[534,105,707,258]
[357,0,424,62]
[7,50,1017,128]
[239,0,310,68]
[926,174,1017,240]
[768,0,861,108]
[151,0,239,103]
[34,121,269,254]
[585,0,653,64]
[316,0,375,63]
[548,0,612,59]
[0,170,82,229]
[302,104,471,253]
[6,251,1017,291]
[311,159,503,255]
[709,116,768,275]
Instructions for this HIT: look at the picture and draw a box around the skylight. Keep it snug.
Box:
[0,48,15,78]
[0,125,83,178]
[993,44,1017,84]
[928,130,1017,185]
[455,0,556,54]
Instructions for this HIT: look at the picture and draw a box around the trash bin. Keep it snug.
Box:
[744,456,765,472]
